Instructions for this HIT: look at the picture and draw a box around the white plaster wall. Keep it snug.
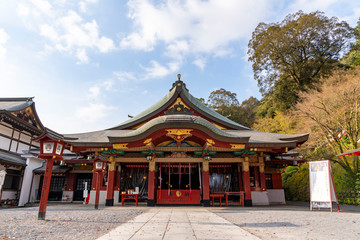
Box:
[0,136,10,150]
[0,165,5,171]
[89,190,107,205]
[17,143,29,154]
[10,131,19,152]
[251,191,270,205]
[267,189,286,204]
[1,190,17,200]
[62,191,74,202]
[18,157,44,206]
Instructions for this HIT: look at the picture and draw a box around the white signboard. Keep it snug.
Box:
[309,160,340,212]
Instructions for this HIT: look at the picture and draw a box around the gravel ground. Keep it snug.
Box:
[0,204,145,240]
[211,204,360,240]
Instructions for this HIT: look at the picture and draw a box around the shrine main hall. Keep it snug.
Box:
[35,75,308,207]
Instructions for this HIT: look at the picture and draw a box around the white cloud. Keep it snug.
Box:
[79,0,98,13]
[0,29,10,65]
[76,48,89,64]
[89,85,100,98]
[103,80,114,91]
[75,103,117,122]
[17,2,115,63]
[122,0,270,53]
[143,60,180,79]
[113,71,137,83]
[193,58,206,70]
[30,0,53,16]
[16,3,30,17]
[120,0,272,76]
[87,79,115,100]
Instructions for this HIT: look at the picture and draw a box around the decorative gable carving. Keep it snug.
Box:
[165,97,193,115]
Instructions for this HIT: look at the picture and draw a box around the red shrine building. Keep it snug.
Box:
[51,75,308,207]
[1,75,309,207]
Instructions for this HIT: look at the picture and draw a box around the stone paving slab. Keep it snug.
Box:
[97,207,259,240]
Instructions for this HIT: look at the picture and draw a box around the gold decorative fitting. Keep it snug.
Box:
[230,144,245,149]
[206,139,215,145]
[166,129,193,145]
[177,73,181,80]
[113,143,128,149]
[166,129,192,135]
[168,97,190,110]
[143,138,152,145]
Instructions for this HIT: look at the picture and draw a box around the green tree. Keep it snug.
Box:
[237,96,260,127]
[207,89,260,127]
[207,88,239,115]
[248,11,354,111]
[341,18,360,67]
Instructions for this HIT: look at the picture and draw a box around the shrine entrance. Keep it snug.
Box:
[157,163,201,204]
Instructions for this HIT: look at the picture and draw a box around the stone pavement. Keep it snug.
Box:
[97,207,260,240]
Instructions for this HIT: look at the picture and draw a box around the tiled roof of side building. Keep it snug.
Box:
[0,149,27,167]
[224,130,309,143]
[0,97,34,111]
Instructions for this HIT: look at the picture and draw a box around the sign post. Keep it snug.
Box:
[309,160,340,212]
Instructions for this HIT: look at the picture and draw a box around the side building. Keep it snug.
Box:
[0,98,43,206]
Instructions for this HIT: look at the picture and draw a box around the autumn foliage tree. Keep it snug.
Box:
[296,67,360,188]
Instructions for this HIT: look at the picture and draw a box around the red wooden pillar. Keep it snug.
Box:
[242,158,252,206]
[38,158,54,220]
[106,160,116,206]
[66,173,76,191]
[260,164,266,191]
[202,161,210,207]
[94,171,101,209]
[147,160,156,206]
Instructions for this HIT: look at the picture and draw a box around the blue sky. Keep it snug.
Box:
[0,0,359,134]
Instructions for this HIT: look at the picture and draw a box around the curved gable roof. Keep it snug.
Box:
[108,79,249,130]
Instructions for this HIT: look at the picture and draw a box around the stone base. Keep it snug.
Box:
[105,199,114,206]
[38,211,46,220]
[203,199,210,207]
[244,199,252,207]
[251,191,269,205]
[147,199,155,206]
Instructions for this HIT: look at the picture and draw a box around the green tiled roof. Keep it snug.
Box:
[109,87,177,130]
[120,115,241,138]
[109,80,249,130]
